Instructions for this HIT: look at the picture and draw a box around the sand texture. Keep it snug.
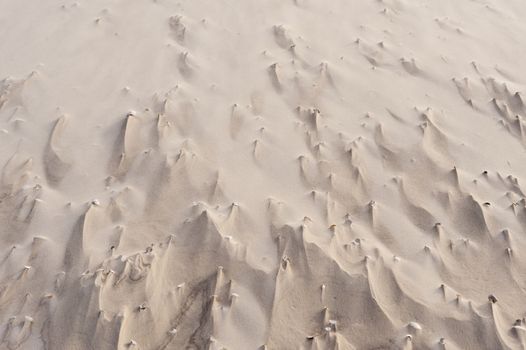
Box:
[1,0,526,349]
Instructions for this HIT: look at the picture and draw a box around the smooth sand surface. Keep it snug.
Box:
[1,0,526,349]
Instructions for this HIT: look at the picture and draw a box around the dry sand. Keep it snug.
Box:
[1,0,526,349]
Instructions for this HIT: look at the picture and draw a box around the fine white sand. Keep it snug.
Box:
[1,0,526,349]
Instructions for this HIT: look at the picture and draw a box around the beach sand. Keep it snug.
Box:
[1,0,526,349]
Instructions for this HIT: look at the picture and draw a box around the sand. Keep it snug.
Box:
[1,0,526,349]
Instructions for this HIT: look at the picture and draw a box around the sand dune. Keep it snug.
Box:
[1,0,526,349]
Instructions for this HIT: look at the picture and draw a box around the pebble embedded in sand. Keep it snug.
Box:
[281,256,290,269]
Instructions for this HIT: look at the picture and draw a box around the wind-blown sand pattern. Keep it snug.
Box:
[1,0,526,349]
